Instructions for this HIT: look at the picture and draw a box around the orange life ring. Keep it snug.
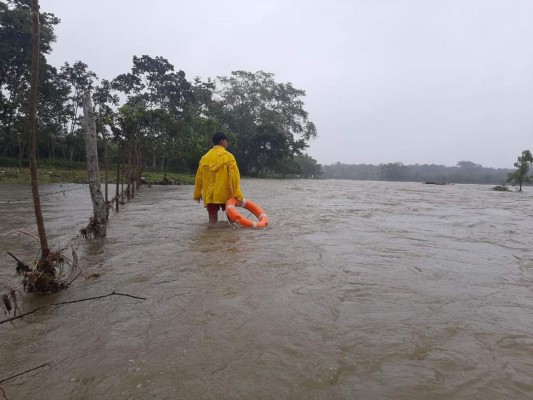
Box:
[225,198,269,229]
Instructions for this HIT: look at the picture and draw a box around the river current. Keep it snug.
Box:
[1,179,532,399]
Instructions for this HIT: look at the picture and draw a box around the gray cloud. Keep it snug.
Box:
[43,0,533,168]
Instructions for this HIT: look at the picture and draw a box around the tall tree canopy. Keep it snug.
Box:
[0,0,60,159]
[111,55,197,173]
[0,4,321,178]
[216,71,317,176]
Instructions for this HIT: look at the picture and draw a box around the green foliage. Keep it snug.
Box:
[492,185,510,192]
[216,70,317,176]
[0,1,60,160]
[178,116,222,173]
[59,60,97,152]
[457,160,482,169]
[0,162,194,185]
[271,158,301,178]
[111,55,199,173]
[112,55,194,114]
[507,150,533,191]
[294,154,321,178]
[380,162,409,181]
[322,161,512,184]
[1,5,320,178]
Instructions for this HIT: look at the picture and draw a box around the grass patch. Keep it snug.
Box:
[0,166,194,185]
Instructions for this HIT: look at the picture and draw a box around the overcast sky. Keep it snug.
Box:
[42,0,533,168]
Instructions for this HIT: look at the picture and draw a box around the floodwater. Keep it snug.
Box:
[1,180,532,399]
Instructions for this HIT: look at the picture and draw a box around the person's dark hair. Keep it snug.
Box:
[212,132,227,145]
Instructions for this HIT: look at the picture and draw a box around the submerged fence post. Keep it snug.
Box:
[82,91,107,238]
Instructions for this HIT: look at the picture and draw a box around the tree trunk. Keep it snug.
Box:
[28,0,50,259]
[82,91,106,238]
[104,138,109,200]
[121,163,125,202]
[127,139,134,199]
[162,146,166,173]
[69,142,76,161]
[17,132,24,173]
[100,110,109,207]
[103,129,109,222]
[115,142,121,212]
[134,144,142,190]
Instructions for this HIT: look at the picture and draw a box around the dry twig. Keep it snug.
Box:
[0,291,146,325]
[16,230,41,243]
[0,363,51,384]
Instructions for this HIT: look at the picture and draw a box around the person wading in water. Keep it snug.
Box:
[193,132,244,223]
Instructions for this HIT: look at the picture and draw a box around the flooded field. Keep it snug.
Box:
[1,179,532,399]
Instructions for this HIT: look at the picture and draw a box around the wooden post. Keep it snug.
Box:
[115,142,120,212]
[82,91,106,238]
[100,110,109,205]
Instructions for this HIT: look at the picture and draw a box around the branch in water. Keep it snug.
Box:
[0,291,146,325]
[0,363,51,384]
[17,230,41,243]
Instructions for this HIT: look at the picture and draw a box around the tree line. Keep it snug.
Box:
[321,160,514,185]
[3,1,529,185]
[0,0,322,179]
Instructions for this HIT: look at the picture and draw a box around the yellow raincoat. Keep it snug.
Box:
[193,145,243,205]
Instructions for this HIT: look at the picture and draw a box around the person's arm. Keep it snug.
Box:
[227,156,243,201]
[193,165,203,201]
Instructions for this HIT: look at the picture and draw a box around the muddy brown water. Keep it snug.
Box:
[1,180,532,399]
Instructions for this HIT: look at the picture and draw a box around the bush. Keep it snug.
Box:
[492,185,510,191]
